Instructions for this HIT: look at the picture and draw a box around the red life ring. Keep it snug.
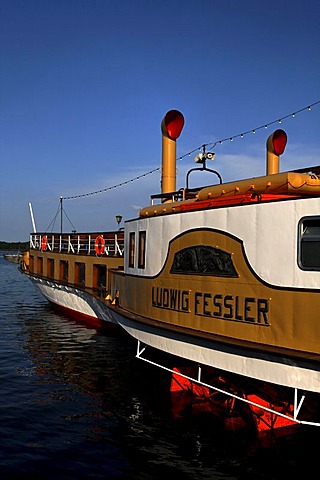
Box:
[41,235,48,251]
[95,235,105,256]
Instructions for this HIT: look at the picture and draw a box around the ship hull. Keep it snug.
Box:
[108,305,320,393]
[28,275,120,331]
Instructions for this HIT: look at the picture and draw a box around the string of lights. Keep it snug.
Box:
[63,167,160,200]
[177,100,320,161]
[63,101,319,200]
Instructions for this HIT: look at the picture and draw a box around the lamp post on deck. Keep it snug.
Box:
[116,215,122,230]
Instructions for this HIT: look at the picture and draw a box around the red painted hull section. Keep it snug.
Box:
[49,301,123,335]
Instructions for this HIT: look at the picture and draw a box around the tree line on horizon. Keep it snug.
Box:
[0,241,29,251]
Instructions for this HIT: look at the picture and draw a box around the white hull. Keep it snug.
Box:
[29,275,117,326]
[111,310,320,394]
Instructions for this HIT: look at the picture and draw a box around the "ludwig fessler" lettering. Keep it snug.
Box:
[151,287,270,325]
[152,286,190,312]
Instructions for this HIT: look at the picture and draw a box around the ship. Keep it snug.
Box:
[21,109,320,432]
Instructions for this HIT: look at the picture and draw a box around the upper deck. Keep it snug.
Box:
[29,231,125,257]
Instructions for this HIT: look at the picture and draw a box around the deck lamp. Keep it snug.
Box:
[116,215,122,227]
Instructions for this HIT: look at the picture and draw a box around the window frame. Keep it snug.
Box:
[129,232,135,268]
[59,260,69,283]
[298,215,320,271]
[47,258,54,279]
[138,230,146,269]
[75,261,86,286]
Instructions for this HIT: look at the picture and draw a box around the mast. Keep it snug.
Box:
[28,202,37,233]
[60,196,63,234]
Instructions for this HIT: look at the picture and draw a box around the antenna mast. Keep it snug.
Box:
[28,202,37,233]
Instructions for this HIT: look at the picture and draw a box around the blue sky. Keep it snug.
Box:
[1,0,319,241]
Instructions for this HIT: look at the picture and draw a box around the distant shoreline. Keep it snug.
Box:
[0,241,28,252]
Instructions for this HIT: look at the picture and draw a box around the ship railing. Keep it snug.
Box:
[30,234,41,249]
[29,232,125,257]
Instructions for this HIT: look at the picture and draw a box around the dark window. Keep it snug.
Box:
[138,231,146,269]
[299,217,320,270]
[37,257,43,275]
[93,264,107,296]
[29,255,34,273]
[129,232,135,268]
[75,262,86,286]
[59,260,68,283]
[47,258,54,278]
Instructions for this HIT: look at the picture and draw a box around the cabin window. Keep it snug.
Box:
[129,232,135,268]
[298,216,320,270]
[47,258,54,279]
[93,264,107,296]
[75,262,86,286]
[59,260,68,283]
[138,231,146,269]
[29,255,34,273]
[37,257,43,275]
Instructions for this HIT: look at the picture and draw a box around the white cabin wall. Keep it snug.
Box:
[125,198,320,289]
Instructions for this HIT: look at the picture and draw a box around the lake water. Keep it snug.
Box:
[0,252,318,479]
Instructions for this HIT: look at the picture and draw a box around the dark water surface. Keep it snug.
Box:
[0,253,318,479]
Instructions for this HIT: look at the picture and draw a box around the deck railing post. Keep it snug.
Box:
[68,236,74,254]
[30,234,37,249]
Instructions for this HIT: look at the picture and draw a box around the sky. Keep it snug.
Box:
[1,0,319,242]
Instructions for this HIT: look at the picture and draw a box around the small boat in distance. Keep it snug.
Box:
[21,109,320,432]
[3,252,23,264]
